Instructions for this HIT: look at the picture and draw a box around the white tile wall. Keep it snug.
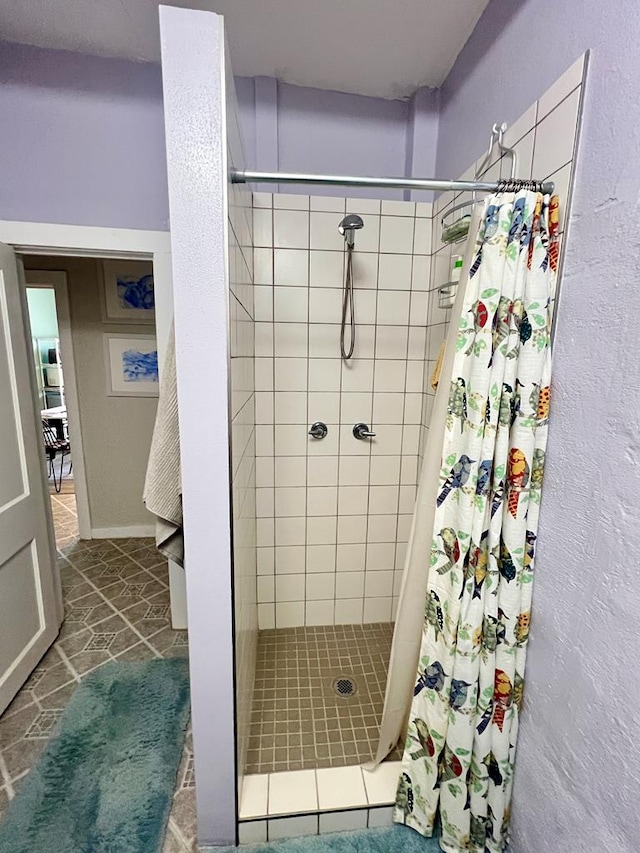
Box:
[254,192,432,628]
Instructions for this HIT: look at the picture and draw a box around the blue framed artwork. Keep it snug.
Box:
[102,259,155,323]
[104,334,159,397]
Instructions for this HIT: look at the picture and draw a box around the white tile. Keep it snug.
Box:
[309,287,343,324]
[334,598,364,624]
[400,455,418,485]
[404,393,423,424]
[316,766,368,810]
[273,209,309,249]
[355,290,378,324]
[372,393,404,425]
[306,572,335,600]
[309,324,341,358]
[364,570,394,597]
[307,426,339,457]
[369,455,401,486]
[274,249,309,286]
[255,322,274,357]
[373,359,406,392]
[379,216,414,254]
[275,424,308,457]
[338,455,370,487]
[381,199,415,217]
[275,487,307,517]
[371,427,403,457]
[538,54,585,122]
[352,324,375,359]
[335,571,365,599]
[413,217,432,255]
[268,814,318,840]
[253,248,273,285]
[410,291,429,326]
[375,327,408,360]
[275,357,308,391]
[405,361,424,393]
[275,391,307,425]
[275,516,306,545]
[378,254,411,290]
[310,211,345,251]
[397,513,412,541]
[309,251,343,289]
[340,392,373,424]
[346,197,381,215]
[376,290,410,325]
[368,807,394,828]
[532,87,580,180]
[274,322,307,357]
[269,770,318,816]
[257,546,274,575]
[306,544,336,573]
[275,545,305,574]
[276,573,305,602]
[306,515,337,545]
[239,820,268,844]
[339,423,371,457]
[256,487,274,518]
[411,255,431,291]
[273,192,309,210]
[407,327,427,361]
[368,487,399,515]
[257,574,274,603]
[366,515,397,543]
[416,201,432,218]
[547,161,572,231]
[338,485,369,516]
[255,357,273,392]
[366,542,396,572]
[252,191,273,209]
[363,597,392,621]
[341,358,374,392]
[309,358,341,392]
[363,761,402,805]
[503,103,537,148]
[308,455,339,487]
[337,514,367,544]
[310,195,346,213]
[256,457,274,488]
[402,425,420,455]
[254,286,273,322]
[308,391,340,424]
[275,455,306,487]
[399,484,417,513]
[305,600,335,626]
[512,129,535,180]
[306,486,338,516]
[253,208,272,248]
[351,253,379,289]
[320,809,368,834]
[353,215,380,253]
[257,603,275,630]
[241,774,270,819]
[257,518,274,547]
[275,601,305,628]
[336,543,366,572]
[255,391,274,424]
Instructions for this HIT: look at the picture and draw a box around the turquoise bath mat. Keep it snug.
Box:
[216,825,441,852]
[0,658,190,853]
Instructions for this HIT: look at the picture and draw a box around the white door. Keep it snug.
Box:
[0,243,62,714]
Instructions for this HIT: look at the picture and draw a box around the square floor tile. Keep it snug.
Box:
[268,769,318,815]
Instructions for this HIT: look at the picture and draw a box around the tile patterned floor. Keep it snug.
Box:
[0,503,197,853]
[246,623,402,774]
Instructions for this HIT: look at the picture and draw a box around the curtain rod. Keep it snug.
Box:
[230,169,555,195]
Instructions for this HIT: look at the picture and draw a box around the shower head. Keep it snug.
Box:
[338,214,364,247]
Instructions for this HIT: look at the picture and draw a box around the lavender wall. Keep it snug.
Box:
[438,2,640,850]
[0,41,169,231]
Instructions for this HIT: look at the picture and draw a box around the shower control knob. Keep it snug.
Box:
[308,422,328,439]
[353,423,376,440]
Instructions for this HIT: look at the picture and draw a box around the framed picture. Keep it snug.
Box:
[103,334,159,397]
[101,259,155,323]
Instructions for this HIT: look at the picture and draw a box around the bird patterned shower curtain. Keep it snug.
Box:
[394,189,559,853]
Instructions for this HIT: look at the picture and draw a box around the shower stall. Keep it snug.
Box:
[159,6,585,847]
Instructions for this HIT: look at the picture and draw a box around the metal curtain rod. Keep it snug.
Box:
[230,169,555,195]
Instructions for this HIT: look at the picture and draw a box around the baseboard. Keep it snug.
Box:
[90,525,156,539]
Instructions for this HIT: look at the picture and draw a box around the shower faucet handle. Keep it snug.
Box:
[353,422,376,440]
[309,422,328,439]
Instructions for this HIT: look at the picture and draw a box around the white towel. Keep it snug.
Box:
[143,328,184,566]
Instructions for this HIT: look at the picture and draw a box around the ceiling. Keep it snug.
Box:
[0,0,491,99]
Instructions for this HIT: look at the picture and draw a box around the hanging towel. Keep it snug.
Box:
[430,341,446,391]
[143,327,184,566]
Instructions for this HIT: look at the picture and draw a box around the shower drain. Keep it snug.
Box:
[333,676,358,697]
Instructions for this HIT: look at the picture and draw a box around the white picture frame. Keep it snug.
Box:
[101,259,155,324]
[103,333,159,397]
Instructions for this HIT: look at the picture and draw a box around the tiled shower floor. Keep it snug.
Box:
[0,520,195,852]
[246,623,402,775]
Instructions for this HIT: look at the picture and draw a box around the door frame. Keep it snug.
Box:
[24,271,91,539]
[0,219,188,629]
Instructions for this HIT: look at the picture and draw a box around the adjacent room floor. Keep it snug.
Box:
[0,517,196,851]
[247,623,402,774]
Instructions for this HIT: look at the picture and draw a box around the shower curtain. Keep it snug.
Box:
[392,190,559,853]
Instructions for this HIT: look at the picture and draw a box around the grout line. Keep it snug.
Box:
[0,749,14,797]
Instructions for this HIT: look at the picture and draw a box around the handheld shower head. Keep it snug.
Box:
[338,214,364,247]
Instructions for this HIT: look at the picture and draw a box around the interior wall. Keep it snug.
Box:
[23,256,158,533]
[253,192,433,628]
[227,78,258,786]
[436,2,640,849]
